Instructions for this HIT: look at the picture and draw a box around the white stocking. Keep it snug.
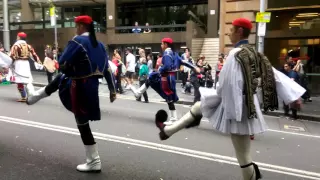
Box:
[164,102,202,136]
[26,83,36,96]
[231,134,255,180]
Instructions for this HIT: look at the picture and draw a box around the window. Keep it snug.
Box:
[64,7,80,28]
[44,7,62,21]
[146,7,167,25]
[64,7,80,20]
[9,9,21,23]
[33,8,43,21]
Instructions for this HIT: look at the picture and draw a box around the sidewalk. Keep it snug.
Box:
[266,98,320,121]
[31,71,320,121]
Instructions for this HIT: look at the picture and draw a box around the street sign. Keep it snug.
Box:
[256,12,271,23]
[50,6,56,26]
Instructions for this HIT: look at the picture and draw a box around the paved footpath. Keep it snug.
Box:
[30,71,320,121]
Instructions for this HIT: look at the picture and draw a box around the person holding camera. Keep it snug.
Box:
[190,55,211,103]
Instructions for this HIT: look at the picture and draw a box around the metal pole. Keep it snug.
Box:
[257,0,265,53]
[54,19,58,58]
[3,0,10,51]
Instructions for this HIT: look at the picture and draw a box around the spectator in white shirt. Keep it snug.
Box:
[125,48,136,88]
[147,54,153,74]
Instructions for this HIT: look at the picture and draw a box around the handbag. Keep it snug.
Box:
[54,60,59,69]
[108,60,117,74]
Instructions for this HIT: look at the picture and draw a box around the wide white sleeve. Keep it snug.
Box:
[217,49,244,122]
[273,67,306,104]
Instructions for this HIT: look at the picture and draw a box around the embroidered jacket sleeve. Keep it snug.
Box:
[27,45,41,63]
[9,45,19,61]
[102,48,116,94]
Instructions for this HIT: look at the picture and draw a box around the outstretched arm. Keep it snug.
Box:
[103,50,117,102]
[181,59,200,73]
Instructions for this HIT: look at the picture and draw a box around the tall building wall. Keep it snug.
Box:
[219,0,264,54]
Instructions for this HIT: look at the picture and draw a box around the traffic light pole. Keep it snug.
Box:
[257,0,266,54]
[3,0,10,51]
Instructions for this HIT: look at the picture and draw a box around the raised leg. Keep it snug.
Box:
[155,102,202,140]
[76,117,101,173]
[129,81,149,99]
[231,134,262,180]
[27,73,63,105]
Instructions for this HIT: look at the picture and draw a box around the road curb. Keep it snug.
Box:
[264,111,320,122]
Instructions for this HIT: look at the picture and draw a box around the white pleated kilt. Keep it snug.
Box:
[12,60,33,84]
[200,87,268,135]
[199,68,306,135]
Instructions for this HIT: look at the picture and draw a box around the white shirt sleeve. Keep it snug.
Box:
[217,48,244,122]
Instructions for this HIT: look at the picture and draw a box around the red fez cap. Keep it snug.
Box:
[232,18,253,30]
[162,38,173,44]
[17,32,27,38]
[74,15,93,25]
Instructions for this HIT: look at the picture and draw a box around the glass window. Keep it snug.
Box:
[146,7,166,25]
[64,7,81,21]
[33,8,43,21]
[45,23,62,29]
[9,9,21,23]
[267,10,320,31]
[63,7,80,28]
[117,5,144,26]
[44,7,62,21]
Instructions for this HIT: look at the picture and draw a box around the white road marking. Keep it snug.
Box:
[0,115,319,179]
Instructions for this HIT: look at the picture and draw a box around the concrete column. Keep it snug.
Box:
[106,0,116,35]
[219,0,226,52]
[20,0,34,29]
[207,0,219,38]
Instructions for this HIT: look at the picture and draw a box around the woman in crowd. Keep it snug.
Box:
[190,55,211,103]
[43,49,57,83]
[112,49,124,94]
[136,58,149,103]
[282,62,301,119]
[293,59,312,102]
[215,53,224,88]
[147,54,153,74]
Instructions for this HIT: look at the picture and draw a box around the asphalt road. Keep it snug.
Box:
[0,85,319,180]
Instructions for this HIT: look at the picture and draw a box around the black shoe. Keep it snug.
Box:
[155,110,170,141]
[291,109,298,120]
[240,162,262,180]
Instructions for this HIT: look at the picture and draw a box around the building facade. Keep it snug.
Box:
[219,0,320,92]
[1,0,319,69]
[0,0,220,60]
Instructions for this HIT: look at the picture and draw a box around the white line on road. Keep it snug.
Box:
[0,115,319,179]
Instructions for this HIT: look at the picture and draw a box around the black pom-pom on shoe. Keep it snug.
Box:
[155,110,170,141]
[155,110,168,128]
